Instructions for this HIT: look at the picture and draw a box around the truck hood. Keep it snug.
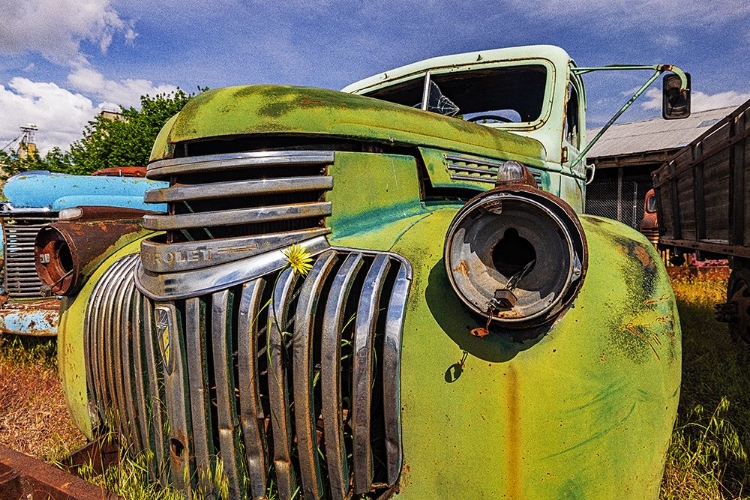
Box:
[150,85,546,167]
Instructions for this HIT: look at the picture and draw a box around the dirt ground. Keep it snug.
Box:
[0,354,86,461]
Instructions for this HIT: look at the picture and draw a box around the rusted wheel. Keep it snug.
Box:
[727,268,750,343]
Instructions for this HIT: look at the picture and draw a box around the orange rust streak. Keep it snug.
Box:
[506,365,521,500]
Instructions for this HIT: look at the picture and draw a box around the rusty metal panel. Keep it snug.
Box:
[0,444,120,500]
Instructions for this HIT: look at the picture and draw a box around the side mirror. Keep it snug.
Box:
[662,72,691,120]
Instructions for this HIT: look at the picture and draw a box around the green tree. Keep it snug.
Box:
[68,89,195,174]
[0,88,198,179]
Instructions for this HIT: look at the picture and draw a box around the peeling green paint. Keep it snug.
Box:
[150,86,545,168]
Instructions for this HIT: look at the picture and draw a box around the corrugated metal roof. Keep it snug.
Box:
[587,106,735,158]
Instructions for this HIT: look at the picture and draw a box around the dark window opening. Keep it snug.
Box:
[364,65,548,124]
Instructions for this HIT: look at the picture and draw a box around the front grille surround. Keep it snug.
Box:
[86,248,412,499]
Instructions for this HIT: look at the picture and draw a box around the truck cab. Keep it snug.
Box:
[343,45,587,210]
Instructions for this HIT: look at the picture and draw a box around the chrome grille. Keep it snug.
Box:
[86,248,411,499]
[143,151,334,242]
[2,214,57,298]
[446,153,542,185]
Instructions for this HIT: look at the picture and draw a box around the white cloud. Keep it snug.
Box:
[67,66,179,108]
[0,68,180,154]
[641,87,750,112]
[0,0,135,65]
[0,78,99,154]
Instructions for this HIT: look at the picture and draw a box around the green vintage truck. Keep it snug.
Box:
[37,45,689,498]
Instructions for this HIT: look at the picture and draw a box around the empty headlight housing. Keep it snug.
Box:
[444,183,587,329]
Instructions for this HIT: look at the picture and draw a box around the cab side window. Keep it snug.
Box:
[564,83,580,148]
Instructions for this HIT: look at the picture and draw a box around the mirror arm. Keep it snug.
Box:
[571,66,671,169]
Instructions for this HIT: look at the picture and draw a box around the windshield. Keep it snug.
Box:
[363,64,548,124]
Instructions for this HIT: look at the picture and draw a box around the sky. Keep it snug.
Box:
[2,0,750,155]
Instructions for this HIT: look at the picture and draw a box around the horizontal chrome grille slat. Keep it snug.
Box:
[147,150,335,178]
[145,176,334,203]
[142,202,332,231]
[87,248,412,498]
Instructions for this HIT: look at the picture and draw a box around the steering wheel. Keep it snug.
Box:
[467,114,514,123]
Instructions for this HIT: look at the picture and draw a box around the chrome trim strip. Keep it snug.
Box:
[238,280,269,500]
[322,252,364,500]
[140,228,331,273]
[268,268,299,500]
[100,257,132,423]
[157,302,192,491]
[118,275,140,453]
[293,251,338,500]
[131,287,152,473]
[212,290,244,498]
[111,260,136,442]
[447,163,499,175]
[142,202,332,231]
[445,153,508,169]
[145,176,334,203]
[147,150,335,179]
[383,262,411,485]
[449,173,497,184]
[142,297,169,486]
[136,235,330,301]
[185,296,215,495]
[352,254,390,494]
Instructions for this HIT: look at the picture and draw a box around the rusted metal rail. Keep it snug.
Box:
[0,444,120,500]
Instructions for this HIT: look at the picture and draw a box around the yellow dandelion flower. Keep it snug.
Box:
[283,243,313,276]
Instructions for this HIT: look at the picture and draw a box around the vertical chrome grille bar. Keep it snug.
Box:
[185,296,215,495]
[119,275,142,454]
[85,263,107,421]
[99,257,134,431]
[267,268,299,500]
[237,279,269,500]
[91,257,123,414]
[293,251,338,500]
[157,302,192,491]
[111,258,138,441]
[352,254,391,495]
[211,290,244,499]
[142,297,169,486]
[383,262,410,486]
[131,290,154,476]
[321,253,364,500]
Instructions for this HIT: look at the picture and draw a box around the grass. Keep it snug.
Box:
[661,275,750,499]
[0,334,86,461]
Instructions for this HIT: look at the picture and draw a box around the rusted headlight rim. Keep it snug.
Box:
[35,226,76,295]
[444,184,588,328]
